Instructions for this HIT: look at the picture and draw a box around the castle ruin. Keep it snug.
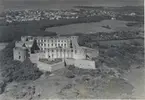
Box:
[13,35,98,71]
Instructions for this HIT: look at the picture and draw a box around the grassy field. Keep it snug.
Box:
[46,20,142,34]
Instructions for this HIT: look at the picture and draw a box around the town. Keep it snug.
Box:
[0,6,143,23]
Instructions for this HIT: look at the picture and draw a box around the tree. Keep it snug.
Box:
[31,39,40,53]
[64,60,67,67]
[70,40,73,48]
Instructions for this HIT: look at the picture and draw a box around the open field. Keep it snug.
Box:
[46,20,143,34]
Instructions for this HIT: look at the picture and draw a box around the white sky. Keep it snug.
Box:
[1,0,144,11]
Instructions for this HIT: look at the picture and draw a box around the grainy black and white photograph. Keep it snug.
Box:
[0,0,144,99]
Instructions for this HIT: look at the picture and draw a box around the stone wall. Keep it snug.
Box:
[29,53,39,64]
[50,62,64,72]
[29,53,64,72]
[65,59,96,69]
[37,61,52,72]
[37,61,64,72]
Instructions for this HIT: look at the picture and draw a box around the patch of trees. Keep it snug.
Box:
[77,31,143,49]
[99,31,142,41]
[78,34,99,48]
[99,41,144,71]
[117,15,144,22]
[31,40,40,53]
[0,42,43,83]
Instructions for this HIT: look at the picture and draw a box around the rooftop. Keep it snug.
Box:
[13,47,27,51]
[34,36,78,39]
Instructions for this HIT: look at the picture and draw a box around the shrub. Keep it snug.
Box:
[65,70,75,78]
[82,75,91,82]
[44,71,51,76]
[0,80,6,94]
[10,58,43,82]
[67,65,75,70]
[63,84,72,90]
[31,40,40,53]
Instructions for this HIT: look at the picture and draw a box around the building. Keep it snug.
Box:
[13,46,29,62]
[42,47,85,60]
[13,36,86,61]
[13,35,98,70]
[35,36,79,50]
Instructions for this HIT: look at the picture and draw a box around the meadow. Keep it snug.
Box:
[46,20,142,34]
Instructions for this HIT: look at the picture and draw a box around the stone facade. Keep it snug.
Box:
[13,47,28,62]
[13,35,98,70]
[36,36,78,50]
[14,36,85,61]
[44,48,85,60]
[65,59,96,69]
